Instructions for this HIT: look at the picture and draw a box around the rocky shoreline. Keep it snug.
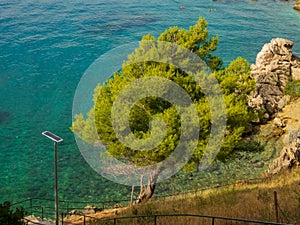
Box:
[246,37,300,175]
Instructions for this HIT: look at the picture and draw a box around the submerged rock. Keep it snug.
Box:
[0,111,10,124]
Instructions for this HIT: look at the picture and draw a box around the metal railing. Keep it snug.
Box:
[12,197,130,219]
[11,178,272,220]
[12,198,295,225]
[11,176,298,225]
[60,213,294,225]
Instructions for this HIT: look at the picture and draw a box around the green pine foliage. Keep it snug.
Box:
[284,80,300,98]
[214,57,257,159]
[71,17,258,174]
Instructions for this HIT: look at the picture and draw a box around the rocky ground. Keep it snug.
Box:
[24,205,126,225]
[23,215,55,225]
[61,206,126,225]
[264,97,300,175]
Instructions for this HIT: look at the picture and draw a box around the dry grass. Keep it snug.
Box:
[119,168,300,225]
[65,167,300,225]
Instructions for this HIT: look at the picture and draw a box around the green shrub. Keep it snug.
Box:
[284,80,300,97]
[0,201,26,225]
[233,140,264,153]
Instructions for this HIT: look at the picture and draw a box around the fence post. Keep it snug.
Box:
[61,212,64,225]
[84,215,86,225]
[66,201,69,213]
[211,217,215,225]
[274,191,279,223]
[41,207,44,220]
[29,198,32,215]
[114,218,116,225]
[154,215,157,225]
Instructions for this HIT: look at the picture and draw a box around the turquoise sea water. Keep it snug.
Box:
[1,0,300,205]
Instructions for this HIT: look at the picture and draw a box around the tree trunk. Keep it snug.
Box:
[130,185,134,207]
[134,168,160,204]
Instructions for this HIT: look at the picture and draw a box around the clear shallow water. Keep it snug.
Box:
[0,0,300,204]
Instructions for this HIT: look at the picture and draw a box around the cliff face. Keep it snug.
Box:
[248,38,300,175]
[248,38,300,121]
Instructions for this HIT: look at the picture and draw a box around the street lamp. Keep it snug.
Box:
[296,135,300,147]
[42,131,63,225]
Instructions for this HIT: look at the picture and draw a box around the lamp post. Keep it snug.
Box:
[42,131,63,225]
[296,135,300,148]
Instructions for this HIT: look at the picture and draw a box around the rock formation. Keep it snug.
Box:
[294,0,300,10]
[266,140,300,175]
[248,38,300,121]
[82,205,102,214]
[23,215,54,225]
[249,39,300,175]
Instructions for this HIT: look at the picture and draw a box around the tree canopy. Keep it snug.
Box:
[71,17,257,202]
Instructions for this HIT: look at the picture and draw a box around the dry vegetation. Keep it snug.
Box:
[64,167,300,225]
